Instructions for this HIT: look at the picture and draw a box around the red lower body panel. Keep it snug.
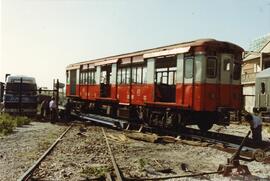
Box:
[176,83,241,111]
[68,83,241,112]
[117,84,154,105]
[66,84,70,96]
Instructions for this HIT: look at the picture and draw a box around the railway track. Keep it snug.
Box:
[18,124,73,181]
[74,112,270,162]
[17,122,126,180]
[17,112,270,180]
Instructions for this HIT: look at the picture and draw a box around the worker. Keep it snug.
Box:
[64,99,72,121]
[244,113,262,145]
[40,98,49,119]
[49,97,57,123]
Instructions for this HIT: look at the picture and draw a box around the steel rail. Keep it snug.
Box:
[125,170,223,180]
[17,124,73,181]
[75,112,269,160]
[102,128,124,181]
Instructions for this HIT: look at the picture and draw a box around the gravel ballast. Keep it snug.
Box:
[0,121,270,180]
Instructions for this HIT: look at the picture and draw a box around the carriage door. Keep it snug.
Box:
[100,65,112,97]
[220,54,233,106]
[155,56,176,102]
[70,69,77,95]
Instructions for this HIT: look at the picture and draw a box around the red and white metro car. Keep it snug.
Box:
[66,39,243,131]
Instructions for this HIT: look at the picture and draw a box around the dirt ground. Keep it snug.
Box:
[0,121,67,181]
[0,121,270,180]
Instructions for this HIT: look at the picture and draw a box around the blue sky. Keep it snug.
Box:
[1,0,270,88]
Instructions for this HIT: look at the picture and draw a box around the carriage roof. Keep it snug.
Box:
[66,39,243,70]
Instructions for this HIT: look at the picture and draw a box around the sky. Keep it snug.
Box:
[1,0,270,88]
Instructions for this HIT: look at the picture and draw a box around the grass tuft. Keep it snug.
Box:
[0,113,32,135]
[81,166,110,177]
[138,158,147,170]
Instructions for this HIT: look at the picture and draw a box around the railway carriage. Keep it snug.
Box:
[66,39,243,131]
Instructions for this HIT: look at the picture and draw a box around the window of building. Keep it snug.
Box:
[261,82,265,94]
[206,57,217,78]
[184,57,193,78]
[264,61,270,69]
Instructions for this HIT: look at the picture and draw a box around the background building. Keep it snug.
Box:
[242,33,270,112]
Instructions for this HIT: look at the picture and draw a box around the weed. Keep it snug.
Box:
[0,113,32,135]
[81,166,109,177]
[0,118,16,135]
[138,158,147,170]
[14,116,31,127]
[37,139,51,151]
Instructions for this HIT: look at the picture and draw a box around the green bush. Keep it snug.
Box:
[14,116,31,127]
[0,114,31,135]
[0,118,16,135]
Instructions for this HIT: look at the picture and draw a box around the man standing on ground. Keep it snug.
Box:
[245,113,263,146]
[49,97,57,123]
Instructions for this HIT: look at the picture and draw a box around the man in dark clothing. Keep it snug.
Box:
[245,113,263,145]
[64,99,72,121]
[40,99,49,119]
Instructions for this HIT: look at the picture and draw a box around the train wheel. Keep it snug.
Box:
[174,113,185,130]
[197,121,213,132]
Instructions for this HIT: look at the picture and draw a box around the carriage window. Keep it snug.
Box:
[162,72,168,84]
[132,67,137,83]
[233,63,241,80]
[81,72,84,84]
[120,68,125,84]
[156,67,176,85]
[137,67,142,83]
[224,59,231,71]
[207,57,217,78]
[86,72,89,84]
[261,82,265,94]
[88,71,95,84]
[118,67,132,84]
[184,57,193,78]
[83,72,87,84]
[117,69,121,84]
[79,72,83,84]
[130,66,145,84]
[168,71,176,85]
[100,71,107,84]
[126,68,130,84]
[143,66,147,83]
